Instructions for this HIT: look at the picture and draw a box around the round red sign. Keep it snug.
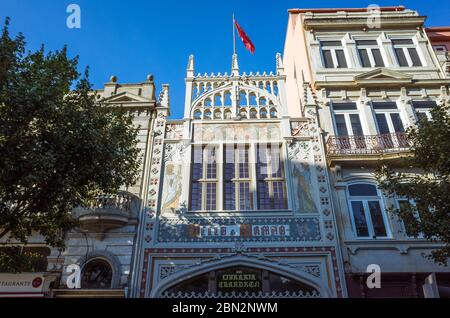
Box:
[32,277,43,288]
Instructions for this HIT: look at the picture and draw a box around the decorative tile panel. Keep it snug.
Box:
[158,217,321,243]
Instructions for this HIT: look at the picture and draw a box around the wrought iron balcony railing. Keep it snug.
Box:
[326,133,412,157]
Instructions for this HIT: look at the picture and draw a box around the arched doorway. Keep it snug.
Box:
[160,266,320,298]
[81,259,113,289]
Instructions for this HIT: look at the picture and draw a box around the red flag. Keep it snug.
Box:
[234,19,255,54]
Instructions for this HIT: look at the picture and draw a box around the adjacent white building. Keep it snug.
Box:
[283,6,450,297]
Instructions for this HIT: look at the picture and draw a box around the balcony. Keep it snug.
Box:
[72,191,140,232]
[435,50,450,77]
[326,133,412,166]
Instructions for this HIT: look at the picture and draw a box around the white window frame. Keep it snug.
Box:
[372,102,405,134]
[331,103,366,137]
[224,144,254,212]
[189,143,288,213]
[347,183,392,240]
[320,40,348,69]
[396,198,424,239]
[356,40,385,68]
[433,45,448,52]
[392,38,424,67]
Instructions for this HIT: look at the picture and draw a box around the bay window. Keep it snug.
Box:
[190,143,287,212]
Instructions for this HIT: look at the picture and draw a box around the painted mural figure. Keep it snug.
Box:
[292,162,318,213]
[161,163,182,213]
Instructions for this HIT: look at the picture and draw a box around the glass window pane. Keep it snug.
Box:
[270,146,283,178]
[412,101,437,109]
[416,112,429,123]
[376,114,390,134]
[335,50,348,68]
[335,114,348,136]
[408,48,422,66]
[390,113,405,133]
[395,48,409,66]
[349,184,378,196]
[322,50,334,68]
[368,201,387,237]
[358,49,371,67]
[238,146,250,179]
[372,102,398,110]
[321,41,342,47]
[351,201,370,237]
[257,181,271,210]
[239,182,253,210]
[190,182,202,211]
[205,147,217,179]
[398,200,415,237]
[272,181,287,209]
[224,182,235,211]
[392,39,414,45]
[332,103,358,111]
[350,114,364,136]
[372,49,385,67]
[206,183,217,210]
[356,40,378,46]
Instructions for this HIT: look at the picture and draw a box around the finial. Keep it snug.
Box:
[231,54,239,76]
[187,54,195,77]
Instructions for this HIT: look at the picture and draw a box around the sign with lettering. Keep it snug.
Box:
[159,217,322,243]
[0,273,45,297]
[194,224,290,238]
[217,268,262,292]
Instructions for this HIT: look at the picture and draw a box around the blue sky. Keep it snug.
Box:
[1,0,449,119]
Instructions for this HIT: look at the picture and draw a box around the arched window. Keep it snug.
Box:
[249,93,257,106]
[239,109,247,119]
[214,94,222,107]
[194,109,202,120]
[250,108,258,119]
[259,97,267,106]
[272,83,279,96]
[224,92,232,106]
[347,183,389,239]
[224,109,232,119]
[214,109,222,120]
[81,259,113,289]
[260,108,268,119]
[204,109,212,120]
[270,108,278,118]
[239,91,247,106]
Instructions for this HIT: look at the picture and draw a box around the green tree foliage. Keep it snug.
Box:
[376,102,450,266]
[0,18,140,271]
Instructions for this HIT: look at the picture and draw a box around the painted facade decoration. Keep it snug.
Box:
[129,53,346,299]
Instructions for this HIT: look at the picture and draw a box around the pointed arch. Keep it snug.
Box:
[151,256,330,298]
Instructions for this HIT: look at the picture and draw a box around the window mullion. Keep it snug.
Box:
[363,200,375,238]
[403,47,413,67]
[367,48,376,67]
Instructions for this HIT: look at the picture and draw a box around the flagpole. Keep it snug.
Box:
[232,13,236,55]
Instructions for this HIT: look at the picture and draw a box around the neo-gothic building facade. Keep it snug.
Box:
[1,5,449,299]
[129,54,346,298]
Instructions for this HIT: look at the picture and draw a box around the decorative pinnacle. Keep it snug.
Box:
[231,54,239,76]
